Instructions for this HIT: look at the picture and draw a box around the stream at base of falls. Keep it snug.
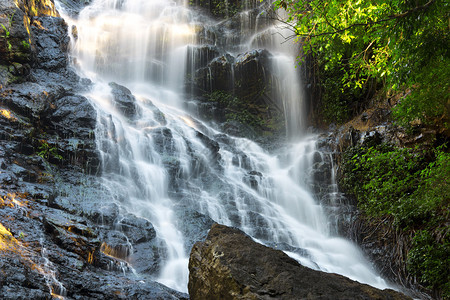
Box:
[56,0,390,293]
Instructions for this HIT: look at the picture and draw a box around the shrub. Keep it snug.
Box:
[341,143,449,295]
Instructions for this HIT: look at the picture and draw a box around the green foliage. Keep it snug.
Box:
[407,230,449,297]
[341,143,449,294]
[393,57,450,130]
[1,24,12,51]
[21,40,30,50]
[37,140,63,161]
[1,12,15,52]
[320,66,369,123]
[341,144,426,220]
[274,0,449,126]
[206,90,281,134]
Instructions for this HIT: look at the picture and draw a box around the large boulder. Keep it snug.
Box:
[189,223,411,300]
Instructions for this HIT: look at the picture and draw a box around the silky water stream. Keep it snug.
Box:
[60,0,390,293]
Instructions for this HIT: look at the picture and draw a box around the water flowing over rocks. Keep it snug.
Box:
[185,0,297,138]
[189,223,411,300]
[0,0,420,298]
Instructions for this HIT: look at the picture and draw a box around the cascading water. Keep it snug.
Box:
[60,0,390,293]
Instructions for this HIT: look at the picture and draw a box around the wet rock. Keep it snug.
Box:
[186,45,220,75]
[174,207,215,252]
[109,82,139,118]
[190,0,244,19]
[45,94,97,138]
[15,0,59,17]
[32,16,70,71]
[43,212,99,257]
[0,0,187,298]
[336,126,360,151]
[0,4,32,66]
[194,54,234,93]
[83,202,120,226]
[141,97,167,125]
[361,112,369,122]
[220,119,258,139]
[233,49,273,105]
[151,127,175,155]
[0,178,187,299]
[100,231,132,261]
[58,0,92,17]
[116,214,156,244]
[189,223,411,300]
[0,0,71,86]
[0,83,47,120]
[243,170,262,189]
[195,130,221,162]
[0,81,99,171]
[129,237,166,275]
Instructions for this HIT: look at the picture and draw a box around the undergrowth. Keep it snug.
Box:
[341,143,449,297]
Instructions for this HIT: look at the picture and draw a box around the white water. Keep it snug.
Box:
[60,0,389,293]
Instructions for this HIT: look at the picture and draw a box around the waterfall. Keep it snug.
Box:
[61,0,390,293]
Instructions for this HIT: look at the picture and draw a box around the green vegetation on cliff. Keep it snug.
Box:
[274,0,449,128]
[341,143,449,297]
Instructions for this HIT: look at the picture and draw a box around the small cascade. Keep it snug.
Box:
[40,246,67,299]
[60,0,393,294]
[100,241,133,275]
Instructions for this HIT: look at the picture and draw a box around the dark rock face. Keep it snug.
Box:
[188,47,285,138]
[0,3,32,85]
[190,0,249,19]
[56,0,92,17]
[0,175,188,299]
[32,16,70,70]
[108,82,139,118]
[0,4,31,65]
[189,223,411,300]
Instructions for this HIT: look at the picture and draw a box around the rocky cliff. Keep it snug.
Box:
[0,0,189,298]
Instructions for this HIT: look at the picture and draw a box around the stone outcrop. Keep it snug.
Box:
[189,223,411,300]
[190,0,251,19]
[0,0,65,86]
[109,82,139,118]
[189,48,285,138]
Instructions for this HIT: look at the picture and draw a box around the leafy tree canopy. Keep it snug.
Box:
[273,0,449,127]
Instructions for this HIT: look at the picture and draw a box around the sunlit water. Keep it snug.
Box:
[57,0,389,293]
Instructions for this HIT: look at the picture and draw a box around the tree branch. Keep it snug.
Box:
[284,0,436,38]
